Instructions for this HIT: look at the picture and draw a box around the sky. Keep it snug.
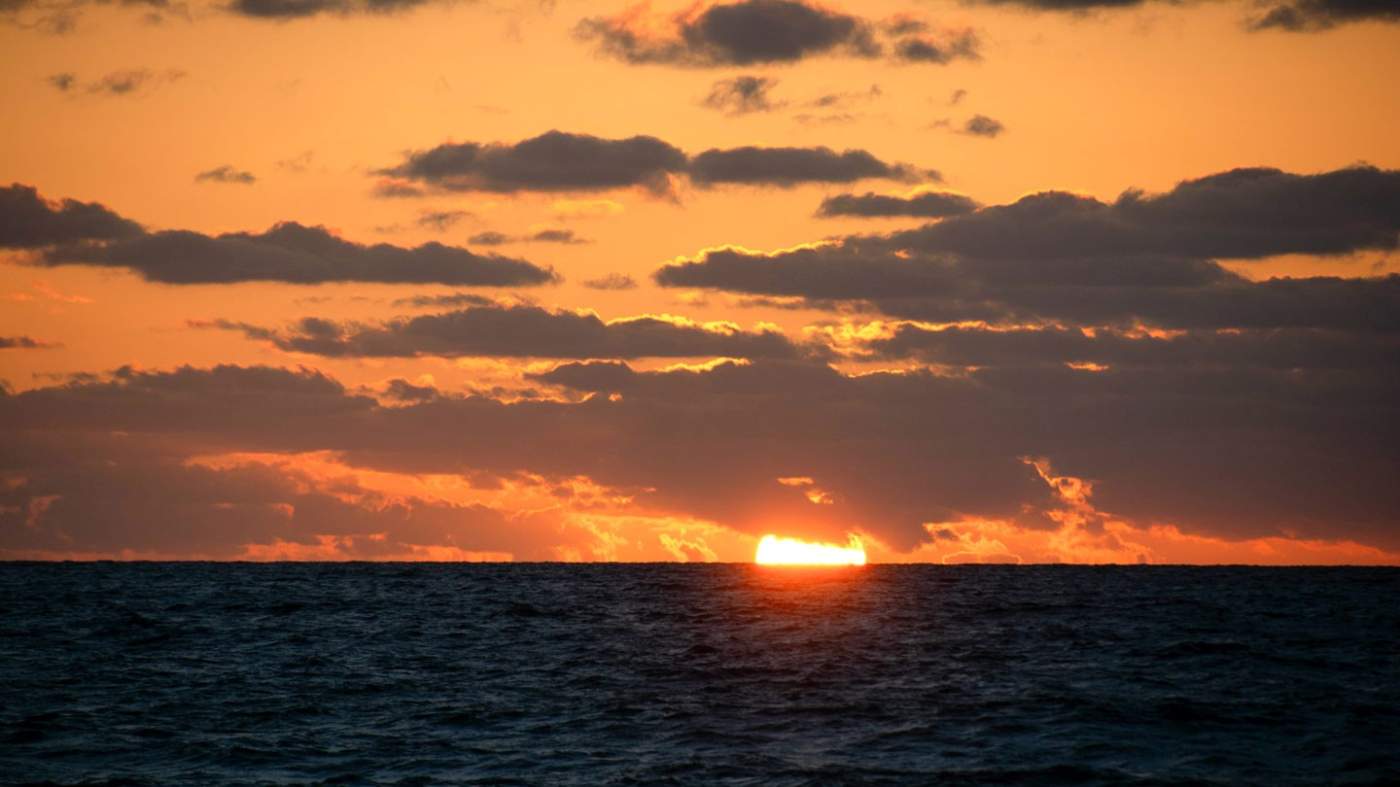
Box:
[1,0,1398,563]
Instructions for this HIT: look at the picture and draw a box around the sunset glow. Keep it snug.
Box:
[754,535,867,566]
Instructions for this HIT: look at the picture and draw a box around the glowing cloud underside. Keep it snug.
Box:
[755,534,867,566]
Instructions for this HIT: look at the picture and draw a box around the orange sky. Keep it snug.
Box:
[2,0,1398,562]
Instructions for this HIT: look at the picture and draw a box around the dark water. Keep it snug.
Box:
[2,565,1398,786]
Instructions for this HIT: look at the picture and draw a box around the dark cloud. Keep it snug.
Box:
[391,292,496,309]
[962,114,1005,138]
[892,29,980,63]
[817,190,980,218]
[861,324,1400,371]
[577,0,880,67]
[0,183,144,249]
[4,358,1397,554]
[0,336,54,349]
[227,0,443,20]
[59,69,186,96]
[380,131,689,195]
[688,146,925,187]
[701,75,781,115]
[656,166,1400,332]
[195,165,257,185]
[0,433,535,559]
[417,209,471,231]
[892,166,1400,261]
[969,0,1399,31]
[372,180,426,198]
[46,72,75,91]
[581,273,638,290]
[468,231,511,246]
[203,303,809,360]
[467,228,588,245]
[529,229,586,244]
[39,221,557,286]
[1248,0,1400,30]
[382,130,930,193]
[658,244,1400,333]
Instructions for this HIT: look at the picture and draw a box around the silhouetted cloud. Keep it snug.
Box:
[195,165,257,185]
[381,130,931,193]
[1248,0,1400,30]
[656,166,1400,331]
[892,166,1400,260]
[5,358,1397,554]
[688,146,925,187]
[892,29,979,63]
[701,75,781,115]
[582,273,638,290]
[46,72,75,91]
[468,228,588,245]
[228,0,448,20]
[962,114,1005,137]
[0,183,144,249]
[578,0,979,68]
[817,190,979,218]
[417,209,471,231]
[202,303,809,360]
[39,221,557,285]
[0,336,55,349]
[381,131,689,195]
[860,324,1400,371]
[577,0,880,66]
[968,0,1398,31]
[45,69,187,96]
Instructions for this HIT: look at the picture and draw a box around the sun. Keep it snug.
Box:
[754,534,867,566]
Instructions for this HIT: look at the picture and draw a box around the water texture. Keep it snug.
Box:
[2,564,1398,785]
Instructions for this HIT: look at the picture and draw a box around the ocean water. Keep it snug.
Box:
[2,564,1398,786]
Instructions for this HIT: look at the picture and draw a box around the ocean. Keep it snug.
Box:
[2,564,1398,785]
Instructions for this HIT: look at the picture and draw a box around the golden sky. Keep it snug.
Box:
[2,0,1399,562]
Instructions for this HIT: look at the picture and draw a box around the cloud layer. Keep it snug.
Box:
[203,303,810,360]
[578,0,978,67]
[381,130,931,195]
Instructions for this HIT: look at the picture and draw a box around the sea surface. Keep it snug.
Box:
[2,564,1398,785]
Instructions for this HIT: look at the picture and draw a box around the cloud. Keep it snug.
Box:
[227,0,446,20]
[578,1,979,68]
[860,324,1400,372]
[688,146,926,187]
[890,166,1400,261]
[0,336,55,349]
[195,165,257,185]
[962,114,1005,138]
[817,190,980,218]
[201,303,810,360]
[0,183,144,249]
[46,72,75,91]
[380,130,689,195]
[577,0,880,66]
[38,220,557,286]
[44,68,188,97]
[4,358,1397,556]
[381,130,930,194]
[701,75,781,115]
[967,0,1399,31]
[417,209,472,231]
[656,165,1400,332]
[1247,0,1400,31]
[891,29,979,63]
[582,273,638,290]
[468,228,588,245]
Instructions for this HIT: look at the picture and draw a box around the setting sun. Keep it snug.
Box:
[754,535,867,566]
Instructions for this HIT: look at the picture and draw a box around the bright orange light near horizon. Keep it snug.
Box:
[754,534,867,566]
